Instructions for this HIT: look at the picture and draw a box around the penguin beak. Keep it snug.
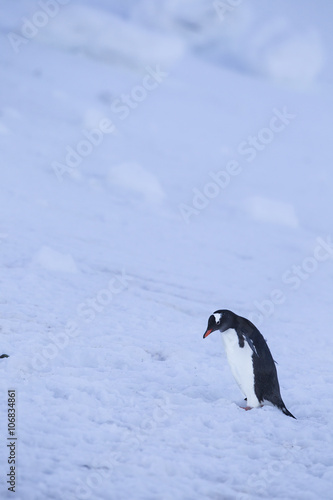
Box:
[203,329,212,339]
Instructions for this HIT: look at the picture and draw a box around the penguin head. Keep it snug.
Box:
[203,309,235,338]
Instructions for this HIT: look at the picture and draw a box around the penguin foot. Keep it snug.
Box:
[239,403,264,411]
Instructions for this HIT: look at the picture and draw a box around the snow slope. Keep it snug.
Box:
[1,1,333,499]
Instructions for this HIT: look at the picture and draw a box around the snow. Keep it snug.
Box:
[107,162,166,204]
[1,0,333,499]
[245,197,299,228]
[34,246,78,273]
[36,4,186,70]
[261,29,325,87]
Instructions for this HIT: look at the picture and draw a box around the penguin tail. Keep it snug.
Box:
[281,405,296,419]
[268,395,296,419]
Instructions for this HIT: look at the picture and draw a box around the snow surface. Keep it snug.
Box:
[1,1,333,499]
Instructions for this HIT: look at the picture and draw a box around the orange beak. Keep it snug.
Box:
[203,329,213,339]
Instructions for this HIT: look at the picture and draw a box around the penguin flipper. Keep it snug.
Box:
[243,334,259,358]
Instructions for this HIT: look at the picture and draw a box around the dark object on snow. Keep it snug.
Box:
[203,309,296,419]
[0,354,9,358]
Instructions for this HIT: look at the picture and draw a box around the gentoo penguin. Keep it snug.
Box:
[203,309,295,418]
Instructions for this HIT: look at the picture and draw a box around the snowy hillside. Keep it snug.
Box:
[1,1,333,499]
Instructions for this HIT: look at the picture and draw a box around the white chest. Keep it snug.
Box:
[221,328,260,407]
